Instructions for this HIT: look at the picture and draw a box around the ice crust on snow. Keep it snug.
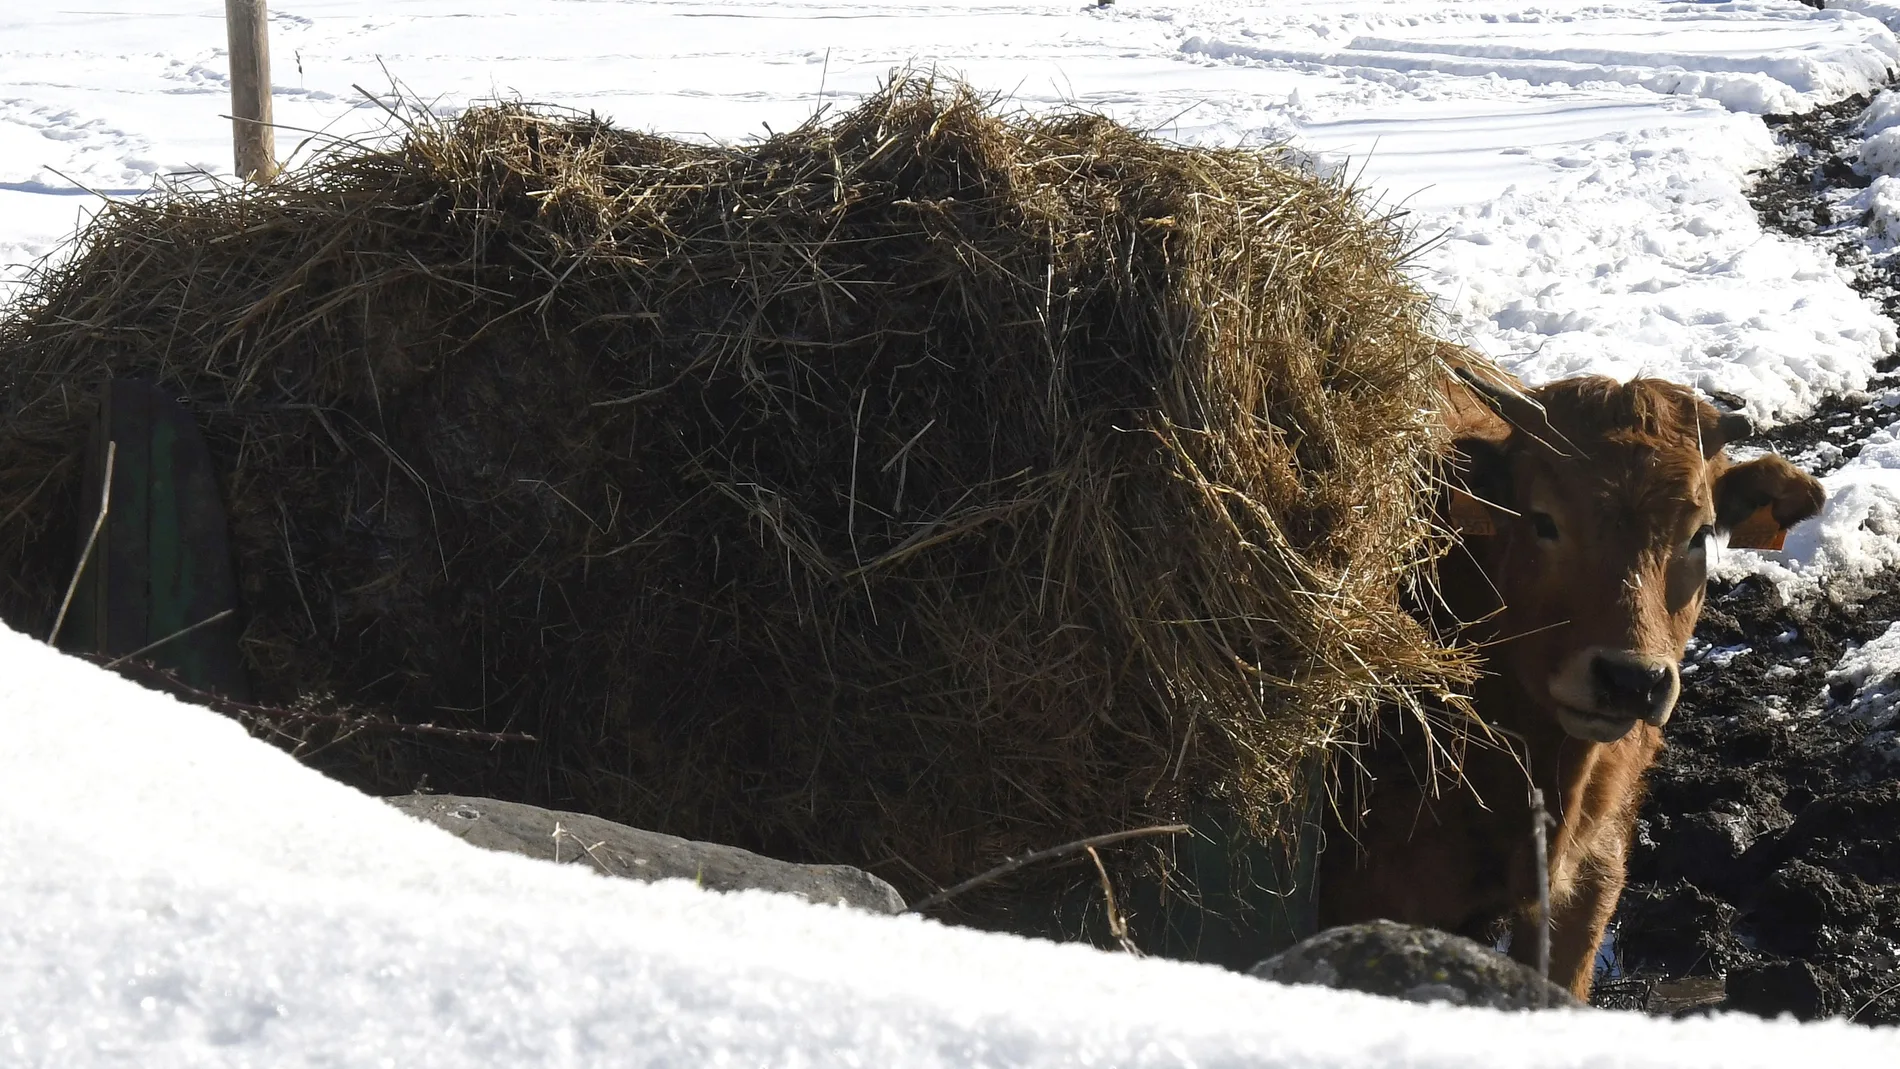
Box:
[5,622,1900,1067]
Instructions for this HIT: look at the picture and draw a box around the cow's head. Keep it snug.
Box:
[1445,373,1824,743]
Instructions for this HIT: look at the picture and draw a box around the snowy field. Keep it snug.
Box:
[7,1,1900,1063]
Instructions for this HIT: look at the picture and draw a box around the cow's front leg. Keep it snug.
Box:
[1512,851,1622,1001]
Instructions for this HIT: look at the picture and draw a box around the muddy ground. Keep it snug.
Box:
[1596,89,1900,1024]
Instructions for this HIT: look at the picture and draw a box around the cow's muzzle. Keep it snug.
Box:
[1548,647,1681,741]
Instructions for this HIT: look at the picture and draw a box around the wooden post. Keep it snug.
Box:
[1530,787,1553,1005]
[225,0,276,181]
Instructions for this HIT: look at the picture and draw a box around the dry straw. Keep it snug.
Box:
[0,76,1474,928]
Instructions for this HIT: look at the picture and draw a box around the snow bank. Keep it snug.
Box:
[1,624,1897,1066]
[1860,126,1900,175]
[1828,620,1900,727]
[1827,619,1900,775]
[1857,173,1900,241]
[1180,10,1898,117]
[1831,0,1900,35]
[1860,87,1900,136]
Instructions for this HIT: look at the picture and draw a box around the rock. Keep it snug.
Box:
[1249,920,1581,1010]
[386,794,905,914]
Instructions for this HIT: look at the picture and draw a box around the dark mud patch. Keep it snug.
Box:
[1601,580,1900,1022]
[1601,82,1900,1023]
[1748,92,1871,241]
[1745,90,1900,318]
[1750,378,1900,478]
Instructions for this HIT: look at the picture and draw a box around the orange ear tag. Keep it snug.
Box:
[1728,504,1787,552]
[1448,488,1496,536]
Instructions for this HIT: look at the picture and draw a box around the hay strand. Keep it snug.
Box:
[908,823,1191,915]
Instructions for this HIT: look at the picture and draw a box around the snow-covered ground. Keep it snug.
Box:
[5,620,1900,1067]
[8,1,1900,1062]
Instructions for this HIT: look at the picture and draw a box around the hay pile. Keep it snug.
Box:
[0,78,1470,926]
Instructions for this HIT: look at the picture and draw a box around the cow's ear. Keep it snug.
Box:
[1448,437,1512,536]
[1715,455,1824,550]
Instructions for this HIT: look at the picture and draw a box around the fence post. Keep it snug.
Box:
[225,0,276,181]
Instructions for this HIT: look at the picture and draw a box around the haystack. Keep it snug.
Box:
[0,77,1471,933]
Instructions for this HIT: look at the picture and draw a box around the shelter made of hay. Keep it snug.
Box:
[0,78,1470,934]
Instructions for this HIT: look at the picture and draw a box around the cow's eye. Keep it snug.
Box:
[1529,511,1559,541]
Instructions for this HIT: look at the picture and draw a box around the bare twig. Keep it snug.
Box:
[50,440,116,646]
[103,608,235,669]
[1851,974,1900,1022]
[552,821,618,876]
[88,655,537,745]
[1530,786,1554,1005]
[905,824,1188,915]
[1086,844,1140,955]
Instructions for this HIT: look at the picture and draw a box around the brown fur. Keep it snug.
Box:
[1319,371,1826,999]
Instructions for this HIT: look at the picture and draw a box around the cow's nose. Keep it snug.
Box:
[1591,652,1679,723]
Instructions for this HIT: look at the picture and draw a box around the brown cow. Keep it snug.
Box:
[1318,369,1826,1000]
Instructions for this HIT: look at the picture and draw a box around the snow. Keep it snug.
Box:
[3,621,1899,1067]
[1863,86,1900,137]
[1735,439,1900,599]
[1180,8,1898,116]
[7,1,1900,1060]
[1715,402,1900,600]
[1832,0,1900,35]
[1828,620,1900,728]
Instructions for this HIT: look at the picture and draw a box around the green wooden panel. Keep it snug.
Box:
[100,379,153,659]
[60,378,249,701]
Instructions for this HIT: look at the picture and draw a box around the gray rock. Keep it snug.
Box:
[387,794,905,914]
[1249,920,1581,1010]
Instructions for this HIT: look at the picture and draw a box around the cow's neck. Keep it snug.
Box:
[1471,668,1613,845]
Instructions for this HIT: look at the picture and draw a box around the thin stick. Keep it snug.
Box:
[1851,974,1900,1022]
[50,440,116,646]
[1530,787,1553,1004]
[1086,844,1140,956]
[104,608,236,669]
[92,656,538,745]
[906,824,1189,915]
[552,822,619,877]
[847,389,865,564]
